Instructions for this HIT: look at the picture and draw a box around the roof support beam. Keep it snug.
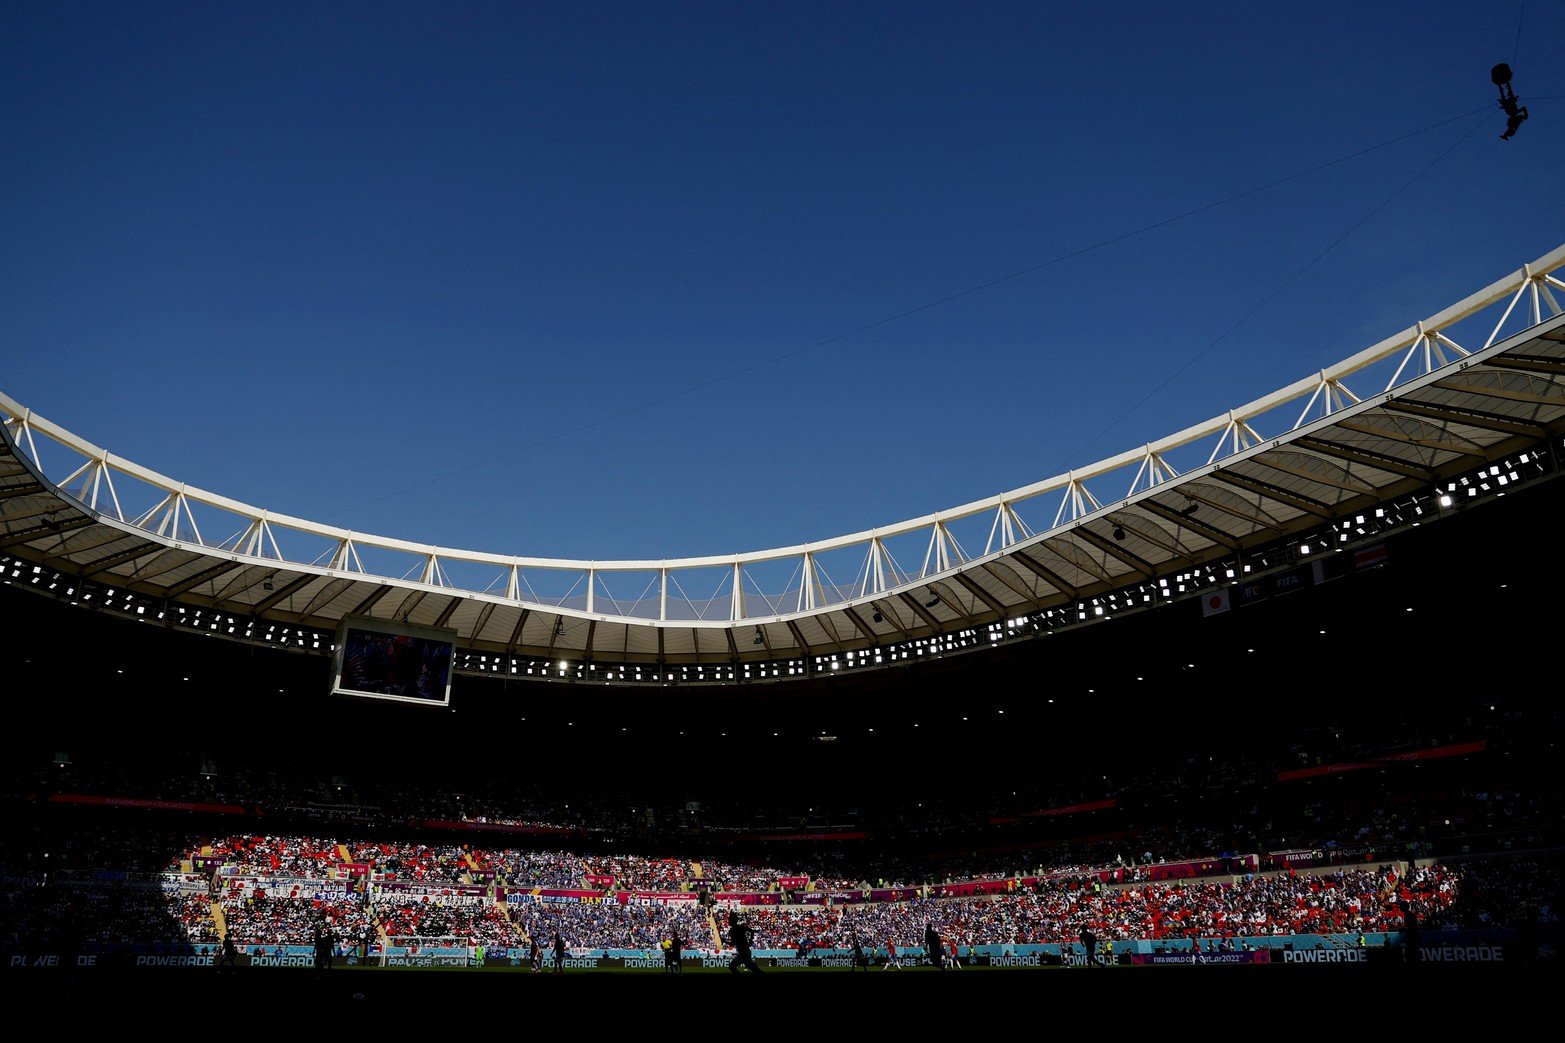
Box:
[469,602,497,643]
[1007,549,1079,599]
[294,577,356,620]
[1179,488,1284,531]
[42,525,133,557]
[1294,437,1434,481]
[814,614,851,651]
[162,560,243,598]
[123,549,204,585]
[56,535,133,574]
[0,516,93,550]
[841,605,879,644]
[1033,539,1114,585]
[1384,400,1545,438]
[1138,500,1240,550]
[1428,380,1565,409]
[950,571,1007,617]
[390,589,428,623]
[0,480,45,501]
[976,560,1055,610]
[926,579,979,625]
[208,567,278,604]
[1,500,68,524]
[506,609,531,653]
[347,585,392,619]
[1476,353,1565,377]
[252,574,316,613]
[863,599,911,639]
[1241,454,1376,496]
[1100,515,1196,564]
[39,531,137,571]
[1072,526,1157,577]
[897,590,943,631]
[1335,418,1485,457]
[1209,471,1332,518]
[784,618,810,655]
[433,595,463,629]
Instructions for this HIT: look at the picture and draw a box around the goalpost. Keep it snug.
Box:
[383,935,475,967]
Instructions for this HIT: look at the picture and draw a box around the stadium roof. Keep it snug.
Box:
[3,244,1564,668]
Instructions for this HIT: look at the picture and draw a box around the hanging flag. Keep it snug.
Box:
[1202,588,1231,616]
[1354,544,1389,570]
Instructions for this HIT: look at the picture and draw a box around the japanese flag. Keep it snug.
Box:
[1202,588,1231,617]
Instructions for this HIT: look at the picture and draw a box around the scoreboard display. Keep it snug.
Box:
[330,618,455,707]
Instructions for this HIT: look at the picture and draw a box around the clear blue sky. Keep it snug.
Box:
[3,1,1561,560]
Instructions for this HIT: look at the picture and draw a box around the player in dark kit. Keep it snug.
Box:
[726,910,764,973]
[925,922,945,969]
[552,931,567,973]
[313,924,334,973]
[218,932,239,972]
[1079,925,1102,967]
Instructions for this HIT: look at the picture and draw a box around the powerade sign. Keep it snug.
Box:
[134,954,216,967]
[1417,945,1506,962]
[246,954,317,967]
[1281,948,1369,964]
[8,954,82,967]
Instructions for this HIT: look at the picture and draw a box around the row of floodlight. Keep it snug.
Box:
[528,441,1559,683]
[0,560,332,650]
[3,440,1556,684]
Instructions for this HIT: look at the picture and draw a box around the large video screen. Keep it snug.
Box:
[331,618,455,707]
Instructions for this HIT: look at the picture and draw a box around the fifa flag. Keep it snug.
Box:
[1202,588,1231,617]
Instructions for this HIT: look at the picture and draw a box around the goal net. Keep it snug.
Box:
[383,935,474,967]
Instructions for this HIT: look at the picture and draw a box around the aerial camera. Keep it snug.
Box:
[1491,63,1528,141]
